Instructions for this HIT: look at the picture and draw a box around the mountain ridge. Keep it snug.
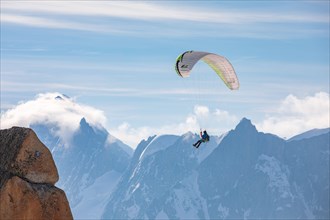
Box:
[4,111,328,219]
[102,118,329,219]
[288,127,330,141]
[30,117,133,219]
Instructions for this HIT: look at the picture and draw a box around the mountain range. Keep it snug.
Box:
[31,117,132,219]
[30,115,329,219]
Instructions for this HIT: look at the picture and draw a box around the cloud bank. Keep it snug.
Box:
[0,92,237,148]
[0,92,107,145]
[2,1,328,38]
[3,1,327,24]
[111,92,330,147]
[256,92,329,139]
[109,105,239,148]
[1,92,329,148]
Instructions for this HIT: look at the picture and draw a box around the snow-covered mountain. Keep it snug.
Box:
[31,117,133,219]
[288,127,330,141]
[3,93,328,219]
[102,118,329,219]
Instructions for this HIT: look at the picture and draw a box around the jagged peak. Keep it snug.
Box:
[132,135,157,160]
[77,117,95,135]
[234,118,257,133]
[78,117,109,138]
[55,94,70,101]
[55,95,64,101]
[79,117,88,126]
[142,135,157,145]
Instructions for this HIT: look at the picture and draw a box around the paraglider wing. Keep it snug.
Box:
[175,51,239,90]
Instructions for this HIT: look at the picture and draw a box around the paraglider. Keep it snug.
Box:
[175,50,239,90]
[175,50,239,148]
[193,129,210,148]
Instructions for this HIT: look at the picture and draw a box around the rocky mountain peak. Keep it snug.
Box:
[0,127,59,184]
[234,117,257,133]
[0,127,73,220]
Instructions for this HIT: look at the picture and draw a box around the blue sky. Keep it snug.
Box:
[1,1,329,147]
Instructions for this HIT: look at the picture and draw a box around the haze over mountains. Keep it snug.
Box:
[28,116,330,219]
[1,94,329,219]
[101,118,329,219]
[31,118,132,219]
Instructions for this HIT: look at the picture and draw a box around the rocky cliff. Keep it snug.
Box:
[0,127,73,220]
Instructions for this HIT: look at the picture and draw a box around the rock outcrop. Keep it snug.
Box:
[0,127,73,220]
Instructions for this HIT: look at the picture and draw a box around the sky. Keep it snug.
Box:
[1,1,329,148]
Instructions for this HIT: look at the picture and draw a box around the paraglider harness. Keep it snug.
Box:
[200,130,210,143]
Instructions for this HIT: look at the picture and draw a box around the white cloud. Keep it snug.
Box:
[256,92,330,138]
[0,92,107,146]
[1,1,328,38]
[194,105,210,117]
[2,1,327,24]
[111,92,330,147]
[2,92,328,149]
[109,105,238,148]
[1,13,129,34]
